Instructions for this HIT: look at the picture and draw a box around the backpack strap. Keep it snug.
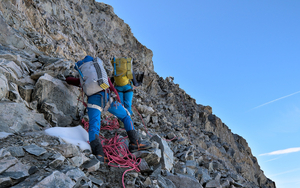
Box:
[104,89,107,108]
[126,59,130,77]
[113,57,123,77]
[113,57,116,77]
[75,63,84,80]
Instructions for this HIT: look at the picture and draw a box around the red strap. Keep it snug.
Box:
[108,78,121,103]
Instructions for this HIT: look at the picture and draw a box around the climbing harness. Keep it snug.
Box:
[116,88,133,93]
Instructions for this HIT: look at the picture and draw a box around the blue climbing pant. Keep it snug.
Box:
[115,84,133,115]
[87,90,135,142]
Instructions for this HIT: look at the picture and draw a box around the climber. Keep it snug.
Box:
[110,57,144,116]
[66,56,151,162]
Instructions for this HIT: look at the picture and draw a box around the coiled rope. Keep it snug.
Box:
[82,117,141,188]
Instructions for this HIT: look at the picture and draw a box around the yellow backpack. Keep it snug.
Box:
[111,57,133,86]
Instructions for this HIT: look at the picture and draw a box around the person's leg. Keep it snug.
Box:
[87,107,101,142]
[108,101,134,131]
[115,91,126,128]
[123,90,133,115]
[87,94,102,142]
[108,100,151,152]
[118,91,124,105]
[115,84,133,115]
[87,93,106,161]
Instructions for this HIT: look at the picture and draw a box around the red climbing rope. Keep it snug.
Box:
[100,133,141,187]
[82,117,140,188]
[132,106,152,138]
[82,118,89,133]
[82,115,121,131]
[101,114,122,130]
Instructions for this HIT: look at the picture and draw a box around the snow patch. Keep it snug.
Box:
[45,126,90,151]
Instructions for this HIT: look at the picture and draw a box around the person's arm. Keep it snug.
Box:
[132,71,139,86]
[66,76,81,87]
[108,78,121,103]
[66,61,82,87]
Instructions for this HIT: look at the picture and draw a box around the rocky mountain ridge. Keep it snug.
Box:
[0,0,276,187]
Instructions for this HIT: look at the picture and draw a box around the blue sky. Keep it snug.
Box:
[100,1,300,187]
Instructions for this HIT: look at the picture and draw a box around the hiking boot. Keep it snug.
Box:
[127,130,151,153]
[96,155,109,163]
[90,136,105,161]
[129,140,151,153]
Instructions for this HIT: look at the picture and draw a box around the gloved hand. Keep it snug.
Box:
[135,72,144,86]
[65,76,80,86]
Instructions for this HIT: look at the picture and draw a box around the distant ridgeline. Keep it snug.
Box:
[0,0,275,187]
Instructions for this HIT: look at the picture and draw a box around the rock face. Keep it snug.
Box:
[0,0,276,188]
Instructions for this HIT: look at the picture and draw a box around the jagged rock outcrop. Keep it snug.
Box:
[0,0,276,188]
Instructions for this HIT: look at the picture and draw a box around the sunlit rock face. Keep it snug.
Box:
[0,1,275,188]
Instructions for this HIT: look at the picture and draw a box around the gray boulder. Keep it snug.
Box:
[151,134,174,171]
[0,102,50,133]
[32,171,75,188]
[32,74,85,120]
[166,173,203,188]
